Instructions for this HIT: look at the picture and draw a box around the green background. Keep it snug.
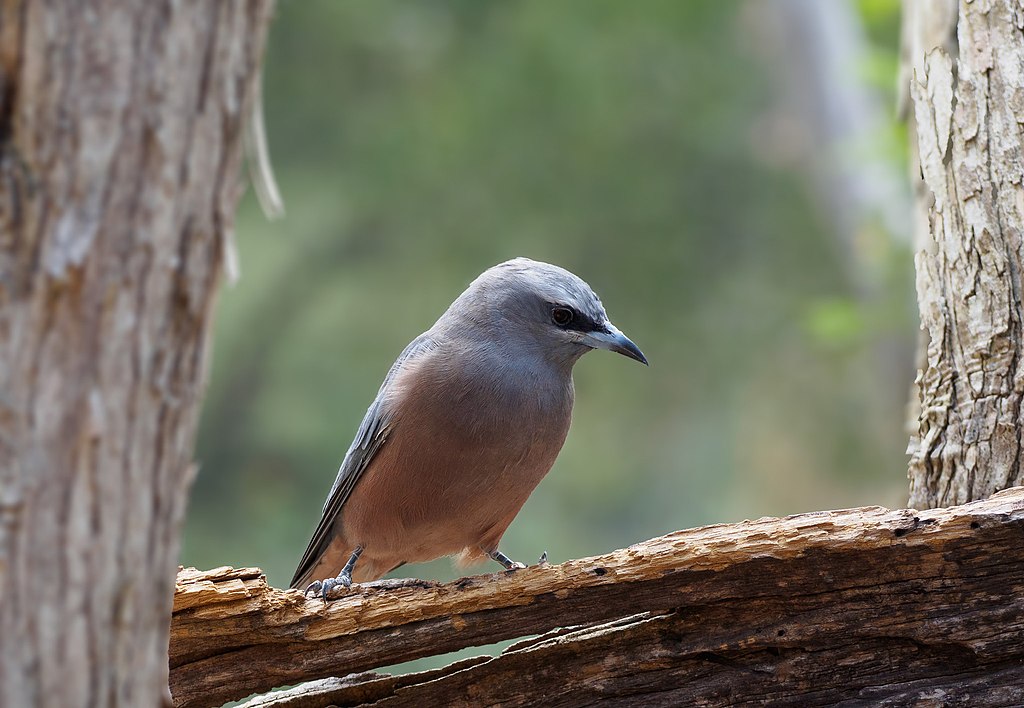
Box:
[183,0,912,607]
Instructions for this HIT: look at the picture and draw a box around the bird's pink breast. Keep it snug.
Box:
[339,355,573,579]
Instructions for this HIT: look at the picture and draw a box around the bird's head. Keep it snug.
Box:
[451,257,648,369]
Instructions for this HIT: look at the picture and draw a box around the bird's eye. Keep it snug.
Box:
[551,307,574,327]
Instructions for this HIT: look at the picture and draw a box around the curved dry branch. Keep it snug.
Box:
[171,487,1024,707]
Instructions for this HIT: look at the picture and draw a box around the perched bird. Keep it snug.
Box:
[292,258,647,598]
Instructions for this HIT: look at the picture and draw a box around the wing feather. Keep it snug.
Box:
[290,334,438,588]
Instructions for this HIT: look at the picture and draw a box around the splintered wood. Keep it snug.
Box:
[171,487,1024,707]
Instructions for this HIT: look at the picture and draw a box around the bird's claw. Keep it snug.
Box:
[304,572,353,602]
[488,548,527,572]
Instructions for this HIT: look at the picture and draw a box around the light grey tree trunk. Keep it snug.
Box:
[904,0,1024,508]
[0,2,272,705]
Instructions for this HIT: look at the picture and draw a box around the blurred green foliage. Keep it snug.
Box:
[183,0,913,603]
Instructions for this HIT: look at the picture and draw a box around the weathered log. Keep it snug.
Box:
[171,487,1024,707]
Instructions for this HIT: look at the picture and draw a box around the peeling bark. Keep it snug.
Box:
[171,488,1024,708]
[905,0,1024,507]
[0,2,273,706]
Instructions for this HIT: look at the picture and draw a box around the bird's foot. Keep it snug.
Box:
[304,571,353,601]
[304,545,364,602]
[488,549,527,571]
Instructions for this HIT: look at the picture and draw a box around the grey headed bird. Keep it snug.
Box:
[292,257,647,599]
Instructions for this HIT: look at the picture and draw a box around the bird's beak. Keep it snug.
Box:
[582,324,648,366]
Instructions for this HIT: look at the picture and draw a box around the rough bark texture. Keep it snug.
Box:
[905,0,1024,507]
[0,2,273,706]
[172,487,1024,708]
[899,0,959,445]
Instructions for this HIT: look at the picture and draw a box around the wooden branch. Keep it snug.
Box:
[171,487,1024,707]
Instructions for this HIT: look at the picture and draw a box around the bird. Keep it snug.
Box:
[292,257,647,599]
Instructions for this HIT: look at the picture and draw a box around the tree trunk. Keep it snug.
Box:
[0,2,272,706]
[905,0,1024,508]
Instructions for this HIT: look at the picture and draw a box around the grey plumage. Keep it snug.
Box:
[292,257,646,595]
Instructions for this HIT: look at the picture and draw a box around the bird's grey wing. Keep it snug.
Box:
[290,333,439,588]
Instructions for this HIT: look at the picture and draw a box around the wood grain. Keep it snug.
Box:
[171,487,1024,707]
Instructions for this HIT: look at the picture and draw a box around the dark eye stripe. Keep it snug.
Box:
[568,315,607,334]
[551,304,607,334]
